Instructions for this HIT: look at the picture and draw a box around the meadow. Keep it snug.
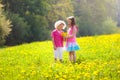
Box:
[0,34,120,80]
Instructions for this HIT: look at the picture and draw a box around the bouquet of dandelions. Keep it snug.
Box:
[61,32,67,37]
[61,31,67,51]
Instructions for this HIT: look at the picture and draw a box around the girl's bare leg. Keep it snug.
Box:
[72,51,76,63]
[69,52,73,62]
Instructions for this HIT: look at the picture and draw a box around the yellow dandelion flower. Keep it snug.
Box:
[55,74,59,78]
[21,70,25,73]
[20,76,25,79]
[65,70,68,74]
[59,72,62,75]
[69,79,74,80]
[103,77,109,80]
[17,74,21,77]
[93,71,98,76]
[61,32,67,37]
[49,69,52,73]
[84,72,90,78]
[77,75,80,79]
[63,75,67,78]
[31,71,36,75]
[59,78,65,80]
[118,64,120,68]
[0,68,3,71]
[118,71,120,74]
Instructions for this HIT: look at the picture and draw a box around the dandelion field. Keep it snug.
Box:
[0,34,120,80]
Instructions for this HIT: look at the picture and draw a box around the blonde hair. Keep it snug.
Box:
[54,20,66,29]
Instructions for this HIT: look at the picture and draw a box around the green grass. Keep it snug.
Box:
[0,34,120,80]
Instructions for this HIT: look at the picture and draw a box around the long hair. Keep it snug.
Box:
[67,16,78,31]
[67,16,76,27]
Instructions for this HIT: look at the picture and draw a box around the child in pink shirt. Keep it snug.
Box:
[66,16,80,63]
[51,20,66,62]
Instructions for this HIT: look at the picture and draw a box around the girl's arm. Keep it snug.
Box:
[52,38,57,50]
[67,27,77,38]
[63,37,67,42]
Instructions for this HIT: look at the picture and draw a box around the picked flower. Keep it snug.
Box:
[61,32,67,37]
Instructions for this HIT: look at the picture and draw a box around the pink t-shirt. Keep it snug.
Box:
[67,26,77,42]
[51,29,63,47]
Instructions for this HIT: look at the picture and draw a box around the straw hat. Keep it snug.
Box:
[54,20,66,29]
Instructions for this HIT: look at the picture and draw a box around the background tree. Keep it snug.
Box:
[5,13,30,45]
[1,0,50,44]
[1,0,74,45]
[0,3,11,46]
[0,0,119,46]
[116,0,120,27]
[46,0,74,30]
[73,0,118,36]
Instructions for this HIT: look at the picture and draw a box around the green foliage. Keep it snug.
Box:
[46,0,73,30]
[5,13,30,45]
[1,0,73,45]
[29,15,49,41]
[0,0,119,46]
[1,0,51,44]
[116,0,120,26]
[1,0,49,16]
[0,4,11,46]
[101,18,118,34]
[73,0,118,36]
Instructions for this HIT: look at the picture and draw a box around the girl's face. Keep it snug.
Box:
[57,23,64,30]
[67,19,72,27]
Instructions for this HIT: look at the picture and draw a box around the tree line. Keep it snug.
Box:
[0,0,120,46]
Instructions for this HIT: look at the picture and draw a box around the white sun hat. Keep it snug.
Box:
[54,20,66,29]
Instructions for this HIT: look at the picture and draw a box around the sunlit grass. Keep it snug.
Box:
[0,34,120,80]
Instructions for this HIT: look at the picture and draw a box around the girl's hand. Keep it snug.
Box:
[54,46,57,50]
[61,32,67,37]
[63,37,67,41]
[66,35,70,38]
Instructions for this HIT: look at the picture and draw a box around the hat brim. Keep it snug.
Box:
[54,20,66,29]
